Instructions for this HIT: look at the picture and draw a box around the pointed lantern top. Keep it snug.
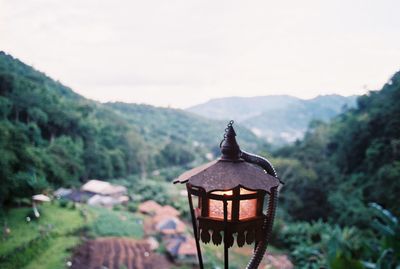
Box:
[174,120,280,193]
[220,120,241,161]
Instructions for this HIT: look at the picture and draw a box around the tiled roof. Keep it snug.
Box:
[158,205,180,217]
[138,200,163,214]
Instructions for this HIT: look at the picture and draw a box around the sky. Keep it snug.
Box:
[1,0,399,108]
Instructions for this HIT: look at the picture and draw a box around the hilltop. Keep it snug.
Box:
[188,94,357,144]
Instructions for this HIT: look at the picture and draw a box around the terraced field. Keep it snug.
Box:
[71,238,171,269]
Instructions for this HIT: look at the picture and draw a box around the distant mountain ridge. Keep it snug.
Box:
[187,94,357,144]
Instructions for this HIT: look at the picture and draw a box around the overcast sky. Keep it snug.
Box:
[1,0,399,108]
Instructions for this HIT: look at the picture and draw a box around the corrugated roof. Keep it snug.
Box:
[81,180,127,195]
[32,194,51,202]
[54,188,72,197]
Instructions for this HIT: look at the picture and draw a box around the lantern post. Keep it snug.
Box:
[174,121,282,269]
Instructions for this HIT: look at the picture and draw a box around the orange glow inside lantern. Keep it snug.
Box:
[239,188,257,220]
[209,190,233,219]
[208,188,257,220]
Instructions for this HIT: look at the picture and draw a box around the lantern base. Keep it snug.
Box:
[197,215,266,247]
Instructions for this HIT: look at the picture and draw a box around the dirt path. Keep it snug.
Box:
[71,237,171,269]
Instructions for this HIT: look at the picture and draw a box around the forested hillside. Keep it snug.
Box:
[0,52,264,206]
[106,102,262,158]
[270,71,400,267]
[275,71,400,225]
[0,52,148,205]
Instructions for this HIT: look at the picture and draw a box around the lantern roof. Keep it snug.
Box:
[174,159,279,193]
[174,121,280,193]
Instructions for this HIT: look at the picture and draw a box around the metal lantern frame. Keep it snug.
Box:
[175,121,282,269]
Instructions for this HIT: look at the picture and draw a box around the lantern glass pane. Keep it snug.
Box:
[239,188,257,220]
[191,194,201,217]
[209,190,232,220]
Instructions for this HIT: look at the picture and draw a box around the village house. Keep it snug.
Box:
[54,179,129,207]
[157,205,180,217]
[139,200,184,235]
[138,200,180,217]
[81,179,127,197]
[138,200,163,215]
[82,180,129,207]
[164,235,198,265]
[54,188,72,198]
[138,200,198,265]
[155,217,186,235]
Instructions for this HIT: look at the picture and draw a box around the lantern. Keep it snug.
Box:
[174,121,282,269]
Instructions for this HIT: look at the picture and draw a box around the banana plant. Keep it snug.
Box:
[363,203,400,269]
[324,226,365,269]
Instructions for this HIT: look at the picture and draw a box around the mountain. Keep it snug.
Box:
[187,94,357,144]
[0,51,264,205]
[187,95,299,122]
[105,102,262,156]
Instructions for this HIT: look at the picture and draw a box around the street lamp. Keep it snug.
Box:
[174,121,282,269]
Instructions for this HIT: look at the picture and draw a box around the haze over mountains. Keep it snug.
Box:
[188,95,357,144]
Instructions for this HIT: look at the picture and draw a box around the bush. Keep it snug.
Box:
[58,199,68,208]
[69,202,76,210]
[113,204,124,211]
[127,202,138,213]
[274,220,369,269]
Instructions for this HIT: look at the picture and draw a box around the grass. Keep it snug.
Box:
[0,202,145,269]
[86,206,144,238]
[24,236,79,269]
[0,203,85,257]
[0,203,87,269]
[202,241,286,269]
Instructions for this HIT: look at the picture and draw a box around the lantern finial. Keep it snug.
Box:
[220,120,241,161]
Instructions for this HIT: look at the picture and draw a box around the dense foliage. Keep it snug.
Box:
[275,71,400,226]
[1,51,399,268]
[0,52,147,205]
[271,71,400,268]
[0,52,264,206]
[271,203,400,269]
